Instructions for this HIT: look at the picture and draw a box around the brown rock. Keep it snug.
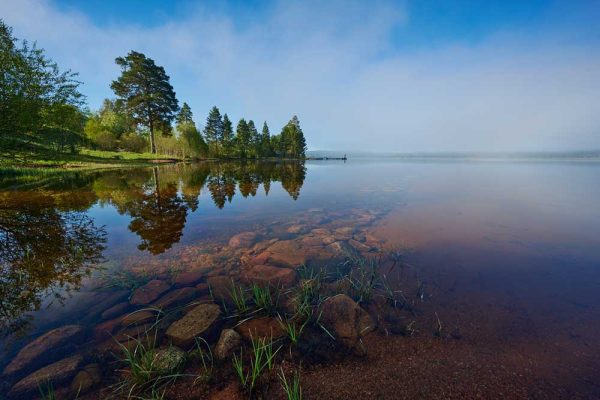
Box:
[121,310,159,327]
[261,240,307,268]
[235,317,285,340]
[165,304,221,348]
[206,276,235,304]
[174,267,212,286]
[319,294,375,348]
[242,265,297,287]
[348,239,371,253]
[130,280,170,305]
[214,329,242,360]
[3,325,85,377]
[101,302,130,320]
[93,317,122,341]
[152,287,199,310]
[70,363,102,394]
[9,354,84,397]
[228,232,258,249]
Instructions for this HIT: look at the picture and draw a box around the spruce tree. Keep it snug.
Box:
[236,118,251,158]
[111,51,178,154]
[222,113,234,157]
[279,116,306,158]
[247,120,260,158]
[261,121,272,157]
[203,106,223,157]
[176,102,194,126]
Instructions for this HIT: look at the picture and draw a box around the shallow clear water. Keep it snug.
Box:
[2,159,600,396]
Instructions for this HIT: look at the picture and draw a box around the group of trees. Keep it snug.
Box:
[1,19,307,160]
[203,106,306,159]
[0,19,85,157]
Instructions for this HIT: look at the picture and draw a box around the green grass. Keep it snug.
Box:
[229,280,250,315]
[279,368,303,400]
[232,335,281,393]
[278,315,309,346]
[251,283,279,314]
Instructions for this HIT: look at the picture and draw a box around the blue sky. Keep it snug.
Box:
[2,0,600,151]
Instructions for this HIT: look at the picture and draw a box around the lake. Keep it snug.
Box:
[1,159,600,398]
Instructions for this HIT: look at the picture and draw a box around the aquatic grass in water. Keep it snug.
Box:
[229,280,250,314]
[278,315,310,346]
[279,368,303,400]
[38,380,56,400]
[232,335,281,393]
[251,283,279,314]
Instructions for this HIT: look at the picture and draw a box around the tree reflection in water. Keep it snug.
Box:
[0,191,106,335]
[0,161,306,333]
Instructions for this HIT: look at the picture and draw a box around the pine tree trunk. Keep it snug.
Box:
[149,113,157,154]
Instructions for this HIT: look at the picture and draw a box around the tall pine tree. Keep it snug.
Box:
[221,113,234,158]
[111,51,178,154]
[236,118,251,158]
[203,106,223,157]
[261,121,272,157]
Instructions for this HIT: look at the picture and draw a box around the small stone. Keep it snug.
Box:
[9,355,84,397]
[214,329,242,360]
[165,304,221,348]
[130,280,170,305]
[3,325,85,377]
[153,347,186,373]
[228,232,258,249]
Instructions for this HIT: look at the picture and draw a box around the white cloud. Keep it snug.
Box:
[2,0,599,151]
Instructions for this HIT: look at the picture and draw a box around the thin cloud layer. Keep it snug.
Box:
[2,0,599,152]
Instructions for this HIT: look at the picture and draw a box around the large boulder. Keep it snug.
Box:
[228,232,259,249]
[319,295,375,348]
[173,267,213,287]
[3,325,85,377]
[165,304,221,348]
[214,329,242,360]
[70,363,102,395]
[242,265,297,287]
[9,354,84,397]
[258,240,307,268]
[130,280,171,305]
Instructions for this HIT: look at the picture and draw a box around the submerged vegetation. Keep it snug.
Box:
[0,19,307,168]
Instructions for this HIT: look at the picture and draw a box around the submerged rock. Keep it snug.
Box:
[3,325,85,377]
[173,267,213,286]
[9,354,84,397]
[130,280,170,305]
[152,287,200,310]
[101,302,130,320]
[70,363,102,395]
[153,347,186,373]
[242,264,297,287]
[235,317,285,340]
[214,329,242,360]
[228,232,259,249]
[319,294,375,348]
[165,303,221,348]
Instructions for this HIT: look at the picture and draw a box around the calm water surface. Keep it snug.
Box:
[1,160,600,395]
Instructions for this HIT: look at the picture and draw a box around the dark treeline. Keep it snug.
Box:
[0,20,307,161]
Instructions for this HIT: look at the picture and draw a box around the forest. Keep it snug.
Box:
[0,20,307,166]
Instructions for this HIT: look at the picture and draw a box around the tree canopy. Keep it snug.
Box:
[110,51,178,154]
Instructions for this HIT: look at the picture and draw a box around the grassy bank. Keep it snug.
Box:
[0,148,180,170]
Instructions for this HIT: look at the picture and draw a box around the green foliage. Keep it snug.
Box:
[203,106,223,157]
[251,283,278,314]
[229,280,250,314]
[121,133,148,153]
[1,19,84,159]
[235,118,251,158]
[277,116,306,158]
[111,51,179,154]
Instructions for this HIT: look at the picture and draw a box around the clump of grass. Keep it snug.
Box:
[99,269,156,298]
[232,335,281,393]
[38,380,56,400]
[251,283,278,314]
[191,337,214,383]
[114,330,184,397]
[279,368,303,400]
[278,315,309,346]
[341,255,378,304]
[229,280,250,314]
